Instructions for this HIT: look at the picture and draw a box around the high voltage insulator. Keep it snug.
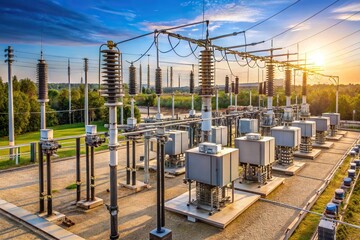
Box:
[225,75,229,94]
[37,56,48,101]
[101,48,123,104]
[234,76,239,94]
[231,81,235,93]
[198,49,214,96]
[285,68,291,96]
[129,63,137,95]
[155,67,162,95]
[170,66,173,88]
[189,70,194,94]
[259,82,263,95]
[263,81,267,95]
[302,72,307,96]
[266,63,274,97]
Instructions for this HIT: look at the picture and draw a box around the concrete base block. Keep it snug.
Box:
[149,228,172,240]
[294,149,322,159]
[137,160,186,176]
[165,189,259,228]
[312,142,334,149]
[234,177,285,197]
[272,161,306,176]
[119,180,149,192]
[337,131,347,136]
[76,197,104,210]
[38,211,66,223]
[326,135,343,141]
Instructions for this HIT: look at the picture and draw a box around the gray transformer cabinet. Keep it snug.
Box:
[309,116,330,144]
[211,126,228,146]
[185,144,239,215]
[238,118,258,135]
[165,130,189,168]
[292,120,316,153]
[235,134,275,185]
[271,126,301,165]
[322,113,340,137]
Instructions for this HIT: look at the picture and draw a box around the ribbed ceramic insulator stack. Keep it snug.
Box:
[37,59,48,100]
[198,49,214,96]
[128,63,137,95]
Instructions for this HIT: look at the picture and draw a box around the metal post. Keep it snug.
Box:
[172,94,175,119]
[336,81,339,113]
[68,59,71,124]
[38,142,44,213]
[126,139,130,185]
[91,146,95,201]
[40,102,46,129]
[46,152,52,216]
[132,139,136,186]
[156,139,162,233]
[76,138,81,202]
[5,46,14,157]
[160,140,165,227]
[139,63,142,92]
[84,58,89,125]
[109,106,119,239]
[144,134,150,184]
[249,91,252,106]
[216,88,219,113]
[120,97,124,125]
[86,144,90,201]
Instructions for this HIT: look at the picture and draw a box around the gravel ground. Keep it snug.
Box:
[0,132,358,240]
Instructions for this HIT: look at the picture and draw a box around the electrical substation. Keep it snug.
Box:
[1,2,360,240]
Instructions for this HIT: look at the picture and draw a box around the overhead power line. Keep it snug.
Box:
[266,0,341,42]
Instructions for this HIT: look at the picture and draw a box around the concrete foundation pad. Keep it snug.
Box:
[312,142,334,149]
[119,180,149,192]
[136,159,186,176]
[337,131,348,136]
[326,135,343,141]
[165,189,260,228]
[234,177,285,197]
[149,228,173,240]
[76,197,104,210]
[0,199,84,239]
[294,149,322,159]
[272,161,306,176]
[38,211,66,223]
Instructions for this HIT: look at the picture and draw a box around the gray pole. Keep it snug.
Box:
[84,58,89,125]
[5,46,14,157]
[139,63,142,93]
[68,59,71,124]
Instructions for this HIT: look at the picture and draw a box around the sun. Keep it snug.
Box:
[309,52,325,67]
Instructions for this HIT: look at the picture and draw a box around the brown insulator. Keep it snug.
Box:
[235,76,239,94]
[189,70,195,94]
[37,59,48,100]
[155,67,162,95]
[198,49,214,96]
[266,64,274,97]
[128,63,137,95]
[285,68,291,97]
[225,75,229,94]
[302,71,307,96]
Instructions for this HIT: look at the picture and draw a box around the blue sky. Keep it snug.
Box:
[0,0,359,86]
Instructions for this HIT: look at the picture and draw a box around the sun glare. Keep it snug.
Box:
[309,53,325,67]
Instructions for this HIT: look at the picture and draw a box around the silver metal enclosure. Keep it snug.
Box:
[165,130,189,155]
[185,147,239,187]
[235,136,275,166]
[271,126,301,148]
[292,120,316,137]
[238,118,259,134]
[211,126,228,146]
[322,113,340,126]
[309,116,330,132]
[40,129,54,141]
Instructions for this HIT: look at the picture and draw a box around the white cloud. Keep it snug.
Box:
[92,7,136,21]
[289,23,310,32]
[335,14,360,21]
[333,3,360,13]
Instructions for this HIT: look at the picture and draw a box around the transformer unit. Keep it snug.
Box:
[322,113,340,137]
[235,133,275,185]
[292,120,316,153]
[271,126,301,165]
[165,130,188,168]
[40,129,54,141]
[185,145,239,215]
[309,116,330,144]
[238,118,258,135]
[211,126,227,146]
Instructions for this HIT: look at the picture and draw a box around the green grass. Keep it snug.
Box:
[0,121,107,169]
[65,183,77,190]
[290,156,352,240]
[337,175,360,239]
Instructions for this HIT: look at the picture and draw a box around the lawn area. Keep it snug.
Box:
[0,121,107,169]
[290,156,352,240]
[337,174,360,239]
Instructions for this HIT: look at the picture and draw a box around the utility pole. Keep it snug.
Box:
[84,58,89,125]
[139,63,142,93]
[5,46,14,158]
